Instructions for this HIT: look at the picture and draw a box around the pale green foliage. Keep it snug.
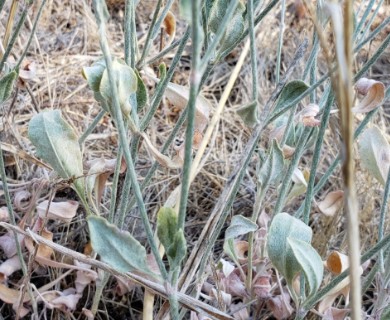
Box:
[257,139,285,189]
[100,59,137,117]
[157,207,187,272]
[236,100,258,127]
[135,69,148,111]
[0,70,17,103]
[267,212,323,300]
[208,0,246,58]
[28,110,84,195]
[358,126,390,186]
[223,215,257,261]
[274,80,309,111]
[88,216,152,274]
[179,0,191,21]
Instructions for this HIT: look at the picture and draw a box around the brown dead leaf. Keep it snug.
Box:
[267,290,294,320]
[162,11,176,48]
[36,200,79,223]
[0,255,22,281]
[353,78,385,113]
[0,232,24,258]
[297,103,321,127]
[317,190,344,217]
[25,228,54,262]
[230,302,249,320]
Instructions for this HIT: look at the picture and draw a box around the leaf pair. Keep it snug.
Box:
[208,0,246,59]
[267,213,323,302]
[83,58,147,117]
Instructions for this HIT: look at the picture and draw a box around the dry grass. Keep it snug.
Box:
[0,0,390,319]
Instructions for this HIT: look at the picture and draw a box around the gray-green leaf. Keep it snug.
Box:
[135,69,148,111]
[0,71,17,104]
[237,100,258,127]
[287,237,323,298]
[157,207,187,271]
[100,59,138,118]
[267,212,323,299]
[358,126,390,186]
[88,216,152,274]
[225,215,258,240]
[274,80,309,112]
[28,110,84,194]
[257,139,285,189]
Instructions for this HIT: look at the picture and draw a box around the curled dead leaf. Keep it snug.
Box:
[253,271,272,299]
[25,228,54,262]
[233,240,249,263]
[317,190,344,217]
[297,103,321,127]
[353,78,385,113]
[19,60,37,81]
[36,200,79,223]
[230,302,249,320]
[162,11,176,48]
[13,190,31,211]
[210,288,232,307]
[0,255,22,281]
[141,133,182,169]
[266,290,294,320]
[0,232,24,258]
[318,251,364,314]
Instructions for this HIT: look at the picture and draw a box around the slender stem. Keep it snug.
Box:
[354,0,376,39]
[124,0,136,67]
[109,147,123,223]
[144,38,181,66]
[341,1,361,318]
[275,0,285,83]
[302,93,334,224]
[137,0,174,67]
[0,4,29,73]
[273,128,314,215]
[92,0,168,280]
[178,0,202,230]
[378,164,390,272]
[78,110,106,145]
[355,16,390,52]
[248,0,258,101]
[0,145,28,277]
[16,0,46,70]
[357,0,385,43]
[301,231,390,313]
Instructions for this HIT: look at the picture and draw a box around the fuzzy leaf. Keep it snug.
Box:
[287,237,323,298]
[28,110,84,193]
[100,59,137,117]
[267,213,322,297]
[257,140,285,189]
[88,216,151,274]
[0,71,17,104]
[209,0,229,33]
[358,126,390,185]
[157,207,187,271]
[225,215,258,240]
[237,100,258,127]
[135,70,148,111]
[274,80,309,111]
[217,2,245,59]
[82,59,106,92]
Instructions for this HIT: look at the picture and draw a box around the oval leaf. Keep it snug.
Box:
[236,100,258,127]
[0,71,17,104]
[88,216,152,274]
[267,213,319,293]
[358,126,390,185]
[274,80,310,111]
[157,207,187,271]
[287,237,323,298]
[28,110,84,193]
[100,59,137,117]
[225,215,258,240]
[257,139,285,189]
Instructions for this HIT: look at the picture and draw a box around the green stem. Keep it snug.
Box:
[78,110,106,145]
[177,0,202,230]
[0,4,30,73]
[275,0,285,83]
[378,163,390,273]
[92,0,168,280]
[124,0,136,67]
[15,0,47,70]
[248,0,258,101]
